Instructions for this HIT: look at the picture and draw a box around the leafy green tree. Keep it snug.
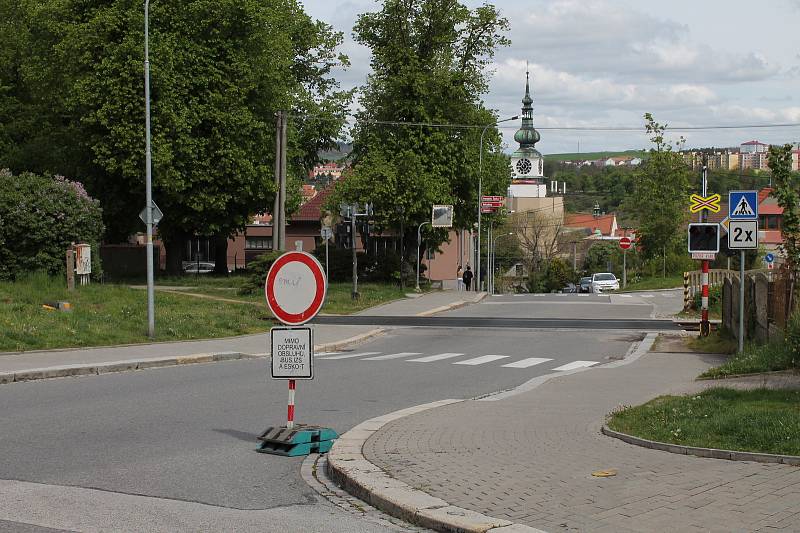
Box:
[768,144,798,306]
[624,113,691,261]
[0,0,351,273]
[0,169,104,280]
[331,0,510,262]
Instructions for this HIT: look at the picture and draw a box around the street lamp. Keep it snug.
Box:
[491,232,514,294]
[416,221,430,291]
[477,115,518,292]
[143,0,155,338]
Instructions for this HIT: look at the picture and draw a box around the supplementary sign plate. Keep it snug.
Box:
[270,327,313,379]
[691,252,716,260]
[265,251,326,325]
[728,220,758,249]
[729,191,758,220]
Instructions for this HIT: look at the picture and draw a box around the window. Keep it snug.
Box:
[515,264,523,277]
[246,237,272,250]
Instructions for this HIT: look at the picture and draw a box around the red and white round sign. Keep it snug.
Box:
[265,251,327,325]
[619,237,632,250]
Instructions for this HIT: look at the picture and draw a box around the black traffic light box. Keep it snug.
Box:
[688,223,720,253]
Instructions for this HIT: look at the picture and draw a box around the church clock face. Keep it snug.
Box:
[515,158,532,175]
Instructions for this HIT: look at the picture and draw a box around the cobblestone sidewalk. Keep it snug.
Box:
[364,351,800,532]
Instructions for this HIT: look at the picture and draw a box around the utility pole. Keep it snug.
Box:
[143,0,155,338]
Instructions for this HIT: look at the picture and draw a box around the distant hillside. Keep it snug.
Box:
[544,150,646,162]
[319,142,353,161]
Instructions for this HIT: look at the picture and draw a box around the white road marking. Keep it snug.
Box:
[618,294,633,298]
[641,294,654,298]
[363,352,422,361]
[501,357,553,368]
[453,355,509,366]
[552,360,599,371]
[314,352,343,357]
[408,353,464,363]
[321,352,381,360]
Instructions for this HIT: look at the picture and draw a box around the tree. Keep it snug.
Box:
[510,209,564,275]
[768,144,798,307]
[331,0,510,261]
[0,0,351,273]
[624,113,691,261]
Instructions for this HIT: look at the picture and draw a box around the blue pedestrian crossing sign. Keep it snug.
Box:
[729,191,758,220]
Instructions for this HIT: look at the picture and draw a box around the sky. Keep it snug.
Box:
[301,0,800,154]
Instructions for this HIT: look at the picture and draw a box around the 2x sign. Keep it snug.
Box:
[728,220,758,249]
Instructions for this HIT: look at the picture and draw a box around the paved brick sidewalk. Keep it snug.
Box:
[364,351,800,532]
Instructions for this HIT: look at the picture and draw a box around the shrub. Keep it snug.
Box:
[781,311,800,370]
[239,251,283,295]
[0,169,104,280]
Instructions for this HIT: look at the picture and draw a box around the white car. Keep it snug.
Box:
[590,272,619,293]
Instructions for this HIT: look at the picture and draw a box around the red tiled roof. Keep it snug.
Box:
[565,213,616,236]
[292,184,336,222]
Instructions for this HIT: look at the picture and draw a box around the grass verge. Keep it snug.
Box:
[0,274,271,352]
[620,275,684,292]
[608,388,800,456]
[700,339,798,379]
[687,329,737,355]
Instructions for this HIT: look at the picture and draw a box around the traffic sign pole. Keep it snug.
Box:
[739,250,745,354]
[287,379,296,429]
[623,249,627,289]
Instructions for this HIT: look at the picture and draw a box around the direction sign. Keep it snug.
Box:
[481,202,503,208]
[481,195,504,202]
[689,194,721,214]
[619,237,632,250]
[729,191,758,220]
[728,220,758,249]
[265,251,327,326]
[270,326,313,380]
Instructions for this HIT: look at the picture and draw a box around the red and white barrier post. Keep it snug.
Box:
[287,379,296,430]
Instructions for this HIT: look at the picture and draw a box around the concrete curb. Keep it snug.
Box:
[415,292,488,317]
[601,425,800,466]
[327,400,546,533]
[0,351,258,385]
[0,328,386,386]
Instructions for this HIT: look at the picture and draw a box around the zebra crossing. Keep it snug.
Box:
[313,350,600,371]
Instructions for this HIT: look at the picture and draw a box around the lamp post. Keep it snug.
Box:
[143,0,155,338]
[477,115,518,292]
[416,221,430,292]
[492,232,514,294]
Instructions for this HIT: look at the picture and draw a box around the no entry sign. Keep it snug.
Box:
[619,237,632,250]
[265,251,327,325]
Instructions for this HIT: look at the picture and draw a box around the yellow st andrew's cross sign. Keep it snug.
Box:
[689,193,721,214]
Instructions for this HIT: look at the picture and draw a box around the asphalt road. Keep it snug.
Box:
[0,290,679,531]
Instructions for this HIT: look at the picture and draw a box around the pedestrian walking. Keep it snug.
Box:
[462,265,473,291]
[456,265,464,291]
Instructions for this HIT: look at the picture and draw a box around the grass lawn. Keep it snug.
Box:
[0,274,272,352]
[700,339,798,379]
[150,275,417,315]
[608,388,800,456]
[620,275,684,292]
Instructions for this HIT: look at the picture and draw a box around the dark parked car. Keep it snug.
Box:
[579,276,592,293]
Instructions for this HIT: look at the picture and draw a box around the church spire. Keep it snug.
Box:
[514,65,540,148]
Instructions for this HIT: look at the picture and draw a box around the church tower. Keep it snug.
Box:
[508,69,548,199]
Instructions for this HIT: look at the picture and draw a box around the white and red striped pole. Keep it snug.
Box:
[287,379,296,429]
[701,260,710,336]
